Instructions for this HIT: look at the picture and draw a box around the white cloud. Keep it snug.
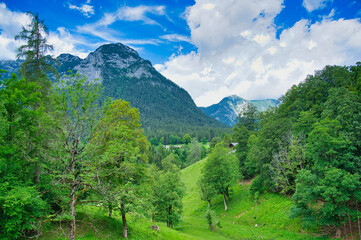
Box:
[0,3,31,59]
[69,1,95,17]
[120,5,166,25]
[76,5,167,45]
[157,0,361,107]
[0,3,92,60]
[302,0,332,12]
[48,27,91,58]
[160,34,190,42]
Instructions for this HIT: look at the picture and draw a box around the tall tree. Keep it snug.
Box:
[199,144,239,210]
[14,12,58,185]
[89,99,149,239]
[152,161,185,228]
[15,12,57,94]
[54,73,102,240]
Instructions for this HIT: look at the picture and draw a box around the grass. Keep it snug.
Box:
[40,157,332,239]
[176,158,330,240]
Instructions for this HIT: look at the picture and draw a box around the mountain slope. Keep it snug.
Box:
[199,95,279,126]
[0,43,228,137]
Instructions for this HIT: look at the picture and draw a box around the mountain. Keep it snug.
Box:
[0,60,22,79]
[199,95,279,126]
[0,43,228,138]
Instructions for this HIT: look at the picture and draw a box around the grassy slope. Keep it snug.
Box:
[40,158,330,240]
[177,158,329,240]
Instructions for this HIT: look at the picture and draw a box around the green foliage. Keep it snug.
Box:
[209,137,222,149]
[198,176,217,207]
[199,144,240,210]
[0,73,51,238]
[187,138,202,165]
[246,110,292,191]
[152,167,185,228]
[90,99,150,224]
[148,145,169,168]
[249,175,268,200]
[292,118,361,228]
[235,102,259,132]
[204,209,220,231]
[201,137,208,144]
[15,12,57,94]
[161,154,180,172]
[183,134,192,144]
[233,125,251,176]
[0,185,49,240]
[271,63,361,235]
[150,137,160,146]
[269,133,306,194]
[169,135,181,145]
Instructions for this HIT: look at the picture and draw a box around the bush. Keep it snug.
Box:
[249,175,268,200]
[204,209,220,231]
[0,185,49,239]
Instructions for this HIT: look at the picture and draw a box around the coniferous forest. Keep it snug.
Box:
[1,10,361,240]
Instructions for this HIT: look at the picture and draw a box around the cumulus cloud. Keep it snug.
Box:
[302,0,332,12]
[68,1,95,18]
[0,3,90,60]
[157,0,361,107]
[0,3,31,59]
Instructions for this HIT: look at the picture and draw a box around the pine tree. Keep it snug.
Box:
[15,12,57,95]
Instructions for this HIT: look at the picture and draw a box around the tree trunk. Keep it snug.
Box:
[108,203,112,217]
[121,202,127,239]
[69,151,76,240]
[69,182,76,240]
[223,192,228,211]
[168,205,172,228]
[225,187,230,201]
[35,161,40,184]
[335,227,342,239]
[208,200,211,208]
[152,214,155,223]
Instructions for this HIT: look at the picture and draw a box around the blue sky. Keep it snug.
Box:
[1,0,361,106]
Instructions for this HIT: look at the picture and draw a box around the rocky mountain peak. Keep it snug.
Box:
[95,43,139,58]
[200,95,279,126]
[57,53,81,63]
[72,43,153,81]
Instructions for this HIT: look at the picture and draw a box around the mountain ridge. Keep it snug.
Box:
[199,95,279,126]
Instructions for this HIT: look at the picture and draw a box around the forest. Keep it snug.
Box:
[1,12,361,240]
[232,62,361,237]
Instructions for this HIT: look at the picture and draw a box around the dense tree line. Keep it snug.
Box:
[232,63,361,237]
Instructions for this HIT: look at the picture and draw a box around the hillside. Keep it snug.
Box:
[0,43,228,138]
[39,158,329,239]
[199,95,279,126]
[177,158,327,240]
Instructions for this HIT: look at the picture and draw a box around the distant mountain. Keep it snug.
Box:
[0,43,228,137]
[199,95,279,126]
